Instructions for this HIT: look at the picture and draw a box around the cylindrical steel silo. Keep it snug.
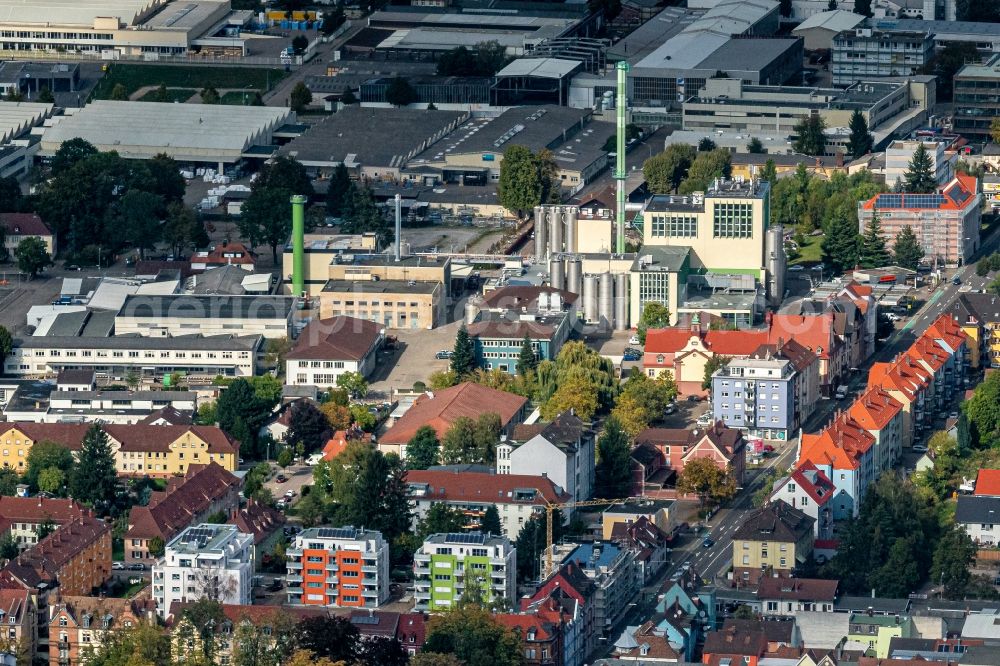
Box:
[566,257,582,296]
[464,297,481,325]
[549,257,565,291]
[614,273,629,330]
[565,206,578,253]
[766,224,786,308]
[549,206,563,256]
[583,274,598,323]
[599,272,614,328]
[533,206,546,259]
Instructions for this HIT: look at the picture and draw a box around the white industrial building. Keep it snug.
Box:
[0,101,54,178]
[114,295,294,339]
[39,101,295,168]
[152,524,254,619]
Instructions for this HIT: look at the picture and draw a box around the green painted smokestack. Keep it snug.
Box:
[291,194,307,297]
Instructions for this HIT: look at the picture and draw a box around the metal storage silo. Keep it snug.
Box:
[533,206,547,259]
[614,273,629,330]
[549,206,563,256]
[549,257,565,290]
[766,224,786,308]
[566,257,582,296]
[599,272,614,328]
[464,297,481,325]
[583,274,598,323]
[564,206,578,254]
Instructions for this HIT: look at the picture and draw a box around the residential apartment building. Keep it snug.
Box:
[769,462,835,540]
[857,173,982,267]
[849,614,916,658]
[0,589,34,664]
[6,387,197,424]
[523,562,598,664]
[798,412,876,519]
[0,212,55,257]
[884,140,952,189]
[5,334,262,380]
[284,316,384,387]
[0,512,111,597]
[413,532,515,612]
[955,54,1000,139]
[0,497,87,550]
[285,526,391,608]
[114,295,293,340]
[553,541,637,636]
[868,354,932,445]
[50,596,153,666]
[496,613,563,666]
[405,470,570,539]
[848,387,905,476]
[945,293,1000,370]
[757,577,839,616]
[152,524,254,619]
[0,423,238,477]
[125,462,241,566]
[731,500,814,586]
[831,28,934,86]
[633,423,747,491]
[499,411,595,503]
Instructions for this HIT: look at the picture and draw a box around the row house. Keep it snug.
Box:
[549,541,638,638]
[867,356,931,447]
[124,462,241,566]
[757,577,839,616]
[945,293,1000,370]
[848,387,905,477]
[923,315,969,391]
[49,595,155,666]
[769,461,835,540]
[798,413,876,520]
[0,589,35,665]
[608,516,670,586]
[0,497,87,551]
[522,562,597,666]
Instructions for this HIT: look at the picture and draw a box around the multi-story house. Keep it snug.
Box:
[0,513,111,598]
[945,294,1000,370]
[730,500,814,586]
[285,526,390,608]
[848,614,916,658]
[769,462,835,540]
[955,54,1000,139]
[406,470,570,539]
[0,423,238,477]
[49,596,153,666]
[125,462,241,566]
[0,497,87,550]
[0,213,55,258]
[884,140,952,189]
[868,354,932,445]
[955,495,1000,546]
[499,412,594,503]
[633,422,746,490]
[848,387,905,476]
[857,174,981,267]
[757,578,839,616]
[497,613,562,666]
[152,524,253,619]
[284,315,384,388]
[798,413,876,519]
[413,532,515,612]
[522,562,597,665]
[0,589,35,664]
[552,541,637,637]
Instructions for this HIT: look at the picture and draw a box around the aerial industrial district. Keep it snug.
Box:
[2,1,1000,666]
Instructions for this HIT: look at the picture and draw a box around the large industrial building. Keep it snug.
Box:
[831,27,934,86]
[0,101,55,179]
[0,0,254,58]
[39,101,295,168]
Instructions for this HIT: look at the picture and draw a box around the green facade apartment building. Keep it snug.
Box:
[413,532,516,611]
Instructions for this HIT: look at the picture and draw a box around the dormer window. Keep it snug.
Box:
[58,617,67,627]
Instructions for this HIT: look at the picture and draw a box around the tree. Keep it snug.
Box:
[336,371,368,399]
[200,86,221,104]
[340,89,357,105]
[643,144,696,194]
[636,301,671,344]
[903,143,937,193]
[163,201,200,255]
[110,189,163,258]
[37,467,65,495]
[37,517,55,542]
[0,469,18,497]
[846,109,874,159]
[216,378,273,453]
[287,400,332,454]
[412,654,464,666]
[50,137,97,176]
[152,83,169,102]
[24,441,74,491]
[958,0,1000,21]
[286,650,344,666]
[992,117,1000,144]
[497,145,542,216]
[746,137,764,154]
[0,326,11,369]
[423,604,524,666]
[385,77,418,107]
[232,611,297,666]
[932,525,976,598]
[254,156,314,197]
[148,535,165,558]
[0,175,21,215]
[761,159,777,184]
[920,42,978,101]
[854,0,872,15]
[69,424,118,508]
[793,115,827,156]
[541,373,599,421]
[359,637,409,666]
[349,404,376,432]
[326,164,352,216]
[77,622,171,666]
[451,324,476,377]
[821,212,861,274]
[441,414,501,465]
[516,334,538,376]
[702,355,732,390]
[320,402,352,430]
[147,153,186,204]
[967,371,1000,448]
[676,458,736,508]
[14,236,51,278]
[239,187,292,263]
[859,213,891,268]
[290,81,313,113]
[481,505,502,536]
[294,612,362,662]
[893,225,924,270]
[679,148,732,194]
[340,185,391,247]
[0,533,16,561]
[110,83,128,101]
[596,416,633,497]
[418,503,468,537]
[406,425,440,470]
[698,137,717,152]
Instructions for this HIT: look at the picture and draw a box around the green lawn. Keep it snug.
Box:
[91,64,287,100]
[138,87,197,103]
[789,233,823,265]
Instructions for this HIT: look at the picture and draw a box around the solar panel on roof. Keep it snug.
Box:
[877,193,903,209]
[317,527,359,540]
[351,615,381,625]
[445,532,487,544]
[946,183,971,206]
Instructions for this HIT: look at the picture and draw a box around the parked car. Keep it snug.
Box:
[788,265,804,272]
[913,444,929,453]
[697,413,713,426]
[434,350,452,360]
[623,350,641,362]
[953,275,962,285]
[128,563,145,571]
[112,562,125,570]
[275,474,288,483]
[761,444,775,453]
[948,411,959,420]
[687,395,701,402]
[628,335,640,345]
[284,489,296,499]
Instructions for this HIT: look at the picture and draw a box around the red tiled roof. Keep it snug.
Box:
[10,513,108,576]
[768,313,836,360]
[0,423,238,455]
[196,242,254,266]
[405,470,570,505]
[757,577,838,601]
[848,387,903,431]
[785,461,835,506]
[382,383,527,445]
[975,469,1000,497]
[706,330,772,356]
[799,413,875,471]
[0,213,52,237]
[322,431,352,461]
[0,497,85,525]
[231,499,285,545]
[643,329,699,354]
[495,614,555,641]
[126,462,240,542]
[860,172,978,211]
[286,316,383,361]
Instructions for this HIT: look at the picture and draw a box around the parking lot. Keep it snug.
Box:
[368,319,463,397]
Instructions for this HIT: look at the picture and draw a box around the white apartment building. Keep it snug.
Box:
[152,524,253,618]
[413,532,516,612]
[285,526,391,609]
[497,412,595,503]
[884,140,952,189]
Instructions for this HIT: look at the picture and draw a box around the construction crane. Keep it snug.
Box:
[543,496,648,578]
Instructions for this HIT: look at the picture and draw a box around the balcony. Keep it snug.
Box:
[287,561,302,570]
[414,590,431,600]
[325,563,338,572]
[490,558,506,567]
[361,566,377,573]
[286,575,303,583]
[414,566,430,575]
[362,588,379,597]
[286,548,303,558]
[287,586,303,594]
